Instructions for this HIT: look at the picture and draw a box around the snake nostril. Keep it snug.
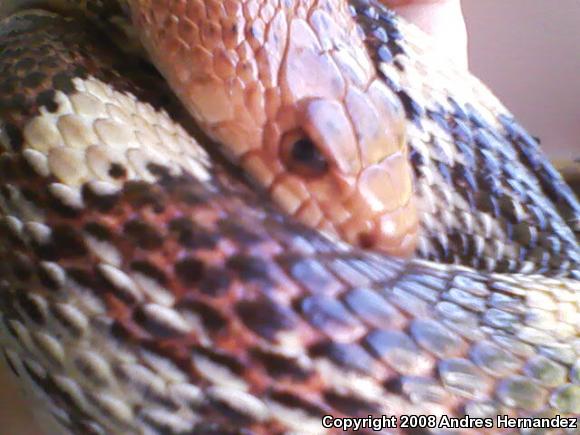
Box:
[358,231,376,249]
[281,130,329,177]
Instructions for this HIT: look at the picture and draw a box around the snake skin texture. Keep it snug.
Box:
[0,3,579,435]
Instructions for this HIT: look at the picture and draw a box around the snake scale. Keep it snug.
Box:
[0,0,579,434]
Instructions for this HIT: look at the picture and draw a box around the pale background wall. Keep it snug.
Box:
[0,1,578,433]
[463,0,579,160]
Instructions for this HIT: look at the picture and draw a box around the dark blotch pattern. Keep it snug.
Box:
[350,0,579,275]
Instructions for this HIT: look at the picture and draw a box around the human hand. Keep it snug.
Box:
[381,0,468,68]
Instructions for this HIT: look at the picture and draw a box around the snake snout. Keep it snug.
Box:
[348,203,418,257]
[344,154,418,256]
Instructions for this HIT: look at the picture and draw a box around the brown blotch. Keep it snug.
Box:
[37,265,63,291]
[16,293,46,325]
[324,391,381,416]
[206,395,257,426]
[11,253,33,282]
[48,189,81,218]
[22,71,46,88]
[174,257,205,286]
[81,184,121,213]
[236,296,297,340]
[107,163,127,179]
[198,267,232,297]
[194,346,245,375]
[175,299,228,332]
[168,217,218,249]
[84,222,114,241]
[218,220,263,244]
[49,226,88,258]
[251,348,310,380]
[130,260,168,286]
[66,267,101,290]
[268,391,329,417]
[3,123,24,150]
[0,220,25,249]
[36,89,59,112]
[124,219,164,250]
[146,163,172,180]
[123,181,165,211]
[0,154,22,181]
[52,72,76,94]
[132,307,185,339]
[226,254,271,283]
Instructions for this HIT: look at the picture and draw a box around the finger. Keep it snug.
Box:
[380,0,469,68]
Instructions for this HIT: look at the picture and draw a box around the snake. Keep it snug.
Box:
[0,0,579,434]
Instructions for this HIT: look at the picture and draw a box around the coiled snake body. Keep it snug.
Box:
[0,1,578,434]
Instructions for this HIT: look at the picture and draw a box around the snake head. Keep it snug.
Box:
[129,0,418,256]
[258,90,418,256]
[232,79,418,256]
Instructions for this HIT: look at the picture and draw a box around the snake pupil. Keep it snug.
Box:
[290,137,328,175]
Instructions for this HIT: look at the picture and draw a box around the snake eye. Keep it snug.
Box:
[281,130,329,177]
